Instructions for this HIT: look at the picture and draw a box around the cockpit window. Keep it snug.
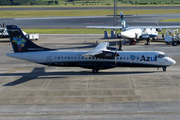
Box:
[158,54,167,58]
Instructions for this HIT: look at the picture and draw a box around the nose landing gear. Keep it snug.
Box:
[162,67,166,72]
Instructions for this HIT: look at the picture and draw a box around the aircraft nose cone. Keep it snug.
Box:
[171,59,176,65]
[169,58,176,65]
[121,31,128,38]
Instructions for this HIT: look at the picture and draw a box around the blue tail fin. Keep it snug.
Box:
[120,12,128,31]
[6,25,54,53]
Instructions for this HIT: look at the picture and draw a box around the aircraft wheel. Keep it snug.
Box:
[172,42,177,46]
[162,67,166,72]
[92,69,99,73]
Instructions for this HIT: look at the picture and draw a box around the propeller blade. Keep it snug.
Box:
[115,42,118,66]
[119,39,122,50]
[135,33,137,39]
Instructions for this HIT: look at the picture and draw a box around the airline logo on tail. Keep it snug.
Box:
[12,36,26,51]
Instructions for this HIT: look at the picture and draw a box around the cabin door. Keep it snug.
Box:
[47,56,52,66]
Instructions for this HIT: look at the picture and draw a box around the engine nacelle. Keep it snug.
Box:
[156,28,162,32]
[107,47,119,51]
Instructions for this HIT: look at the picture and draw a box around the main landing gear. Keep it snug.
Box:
[129,39,136,45]
[92,68,99,73]
[92,67,102,73]
[145,37,150,45]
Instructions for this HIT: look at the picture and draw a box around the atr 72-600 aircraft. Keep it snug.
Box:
[6,25,175,73]
[87,12,180,44]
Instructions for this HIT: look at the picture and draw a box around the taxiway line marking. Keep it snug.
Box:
[5,71,15,74]
[1,111,180,116]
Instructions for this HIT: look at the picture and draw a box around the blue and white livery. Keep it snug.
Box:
[6,25,176,73]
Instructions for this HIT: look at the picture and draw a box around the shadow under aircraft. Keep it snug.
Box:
[2,67,154,86]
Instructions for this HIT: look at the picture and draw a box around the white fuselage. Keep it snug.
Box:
[121,28,158,39]
[6,50,176,69]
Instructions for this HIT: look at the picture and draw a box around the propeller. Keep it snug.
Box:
[135,33,138,39]
[114,42,120,66]
[3,22,5,28]
[0,23,5,38]
[119,39,122,50]
[0,22,5,28]
[115,42,118,66]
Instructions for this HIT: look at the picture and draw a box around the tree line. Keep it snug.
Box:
[0,0,60,5]
[0,0,37,5]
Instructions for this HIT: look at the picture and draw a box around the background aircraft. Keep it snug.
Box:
[87,12,180,45]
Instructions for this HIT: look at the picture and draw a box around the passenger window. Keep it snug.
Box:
[68,57,70,59]
[74,57,76,59]
[120,57,122,60]
[127,57,129,60]
[78,57,80,59]
[82,57,84,59]
[123,57,125,60]
[61,57,63,59]
[64,57,66,59]
[58,57,60,59]
[71,57,73,59]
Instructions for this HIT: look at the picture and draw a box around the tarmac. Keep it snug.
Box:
[0,34,180,119]
[1,14,180,29]
[1,6,180,11]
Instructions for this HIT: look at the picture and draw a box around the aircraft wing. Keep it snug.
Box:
[86,26,122,29]
[82,42,110,58]
[86,26,180,29]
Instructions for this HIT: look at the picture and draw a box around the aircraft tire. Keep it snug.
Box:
[172,42,177,46]
[92,69,99,73]
[162,67,166,72]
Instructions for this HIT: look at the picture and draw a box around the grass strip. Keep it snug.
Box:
[1,4,180,8]
[1,9,180,18]
[160,18,180,22]
[23,29,180,34]
[22,29,121,34]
